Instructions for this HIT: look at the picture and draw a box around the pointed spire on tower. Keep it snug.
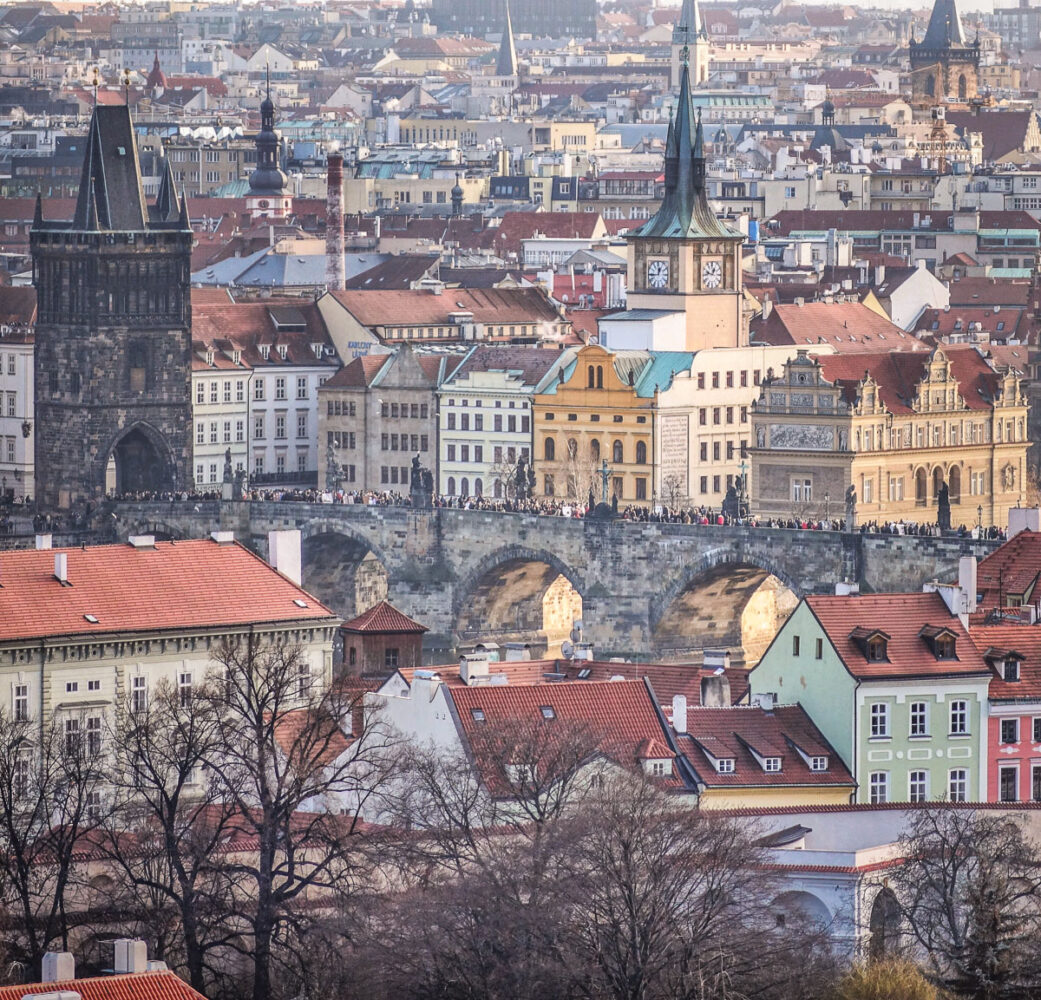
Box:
[33,192,42,228]
[673,0,705,45]
[496,0,518,77]
[155,151,178,222]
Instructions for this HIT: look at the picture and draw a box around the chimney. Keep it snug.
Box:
[761,296,773,320]
[874,264,885,286]
[35,533,52,549]
[267,529,302,586]
[959,555,978,614]
[41,953,75,983]
[751,691,777,711]
[325,149,345,292]
[410,669,442,703]
[113,939,148,975]
[1008,507,1041,538]
[53,552,67,584]
[672,694,687,735]
[460,653,490,685]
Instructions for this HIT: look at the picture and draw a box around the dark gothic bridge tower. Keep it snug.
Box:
[30,104,194,508]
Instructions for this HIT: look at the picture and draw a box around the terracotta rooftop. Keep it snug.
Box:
[326,286,561,328]
[974,530,1041,610]
[753,301,918,352]
[0,540,337,642]
[770,209,1039,236]
[680,704,854,790]
[971,623,1041,701]
[0,972,206,1000]
[802,592,990,680]
[813,344,1002,415]
[342,600,427,634]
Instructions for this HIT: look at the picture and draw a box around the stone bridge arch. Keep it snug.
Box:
[453,544,589,658]
[651,548,802,666]
[298,524,393,621]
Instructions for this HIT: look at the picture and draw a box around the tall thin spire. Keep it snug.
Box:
[496,0,518,77]
[673,0,705,45]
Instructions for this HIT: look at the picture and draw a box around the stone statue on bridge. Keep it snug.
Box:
[844,484,857,532]
[410,456,434,509]
[326,451,342,492]
[721,484,740,521]
[937,481,951,532]
[514,455,530,500]
[222,448,234,484]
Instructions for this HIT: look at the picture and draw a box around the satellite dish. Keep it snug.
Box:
[561,640,575,659]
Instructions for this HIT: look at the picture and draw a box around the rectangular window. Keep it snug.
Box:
[12,756,28,799]
[254,415,265,439]
[869,772,888,804]
[254,379,265,400]
[950,700,968,735]
[275,377,286,400]
[909,770,927,803]
[948,769,968,802]
[297,412,308,439]
[1034,765,1041,802]
[297,376,307,399]
[13,684,28,722]
[179,671,193,707]
[275,415,286,440]
[65,717,81,756]
[870,703,889,738]
[131,676,147,715]
[1001,718,1019,745]
[86,716,102,757]
[1033,718,1041,744]
[1000,766,1018,803]
[209,382,218,403]
[814,637,823,659]
[792,635,800,656]
[236,381,244,402]
[910,702,927,737]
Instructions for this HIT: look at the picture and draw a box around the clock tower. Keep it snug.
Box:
[626,52,745,350]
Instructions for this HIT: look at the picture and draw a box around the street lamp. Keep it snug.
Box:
[977,504,983,530]
[824,490,830,523]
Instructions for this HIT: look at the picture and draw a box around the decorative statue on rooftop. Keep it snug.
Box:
[844,483,857,532]
[937,480,951,532]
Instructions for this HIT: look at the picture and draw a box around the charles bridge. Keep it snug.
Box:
[103,501,998,662]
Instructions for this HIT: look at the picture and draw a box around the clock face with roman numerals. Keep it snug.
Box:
[647,259,669,289]
[702,260,723,289]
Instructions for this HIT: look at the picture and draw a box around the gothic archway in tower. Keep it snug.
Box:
[103,425,175,495]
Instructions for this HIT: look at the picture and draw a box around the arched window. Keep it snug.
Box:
[958,74,967,101]
[567,438,578,459]
[544,437,555,461]
[460,477,469,496]
[494,479,502,499]
[474,478,483,497]
[596,365,604,388]
[447,477,456,495]
[613,440,624,463]
[925,74,935,98]
[949,465,961,503]
[932,466,944,498]
[636,441,647,464]
[587,365,595,388]
[545,474,555,496]
[590,439,601,462]
[915,467,927,504]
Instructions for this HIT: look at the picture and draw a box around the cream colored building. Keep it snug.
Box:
[657,344,830,506]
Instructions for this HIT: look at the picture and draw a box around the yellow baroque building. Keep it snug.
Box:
[750,346,1028,528]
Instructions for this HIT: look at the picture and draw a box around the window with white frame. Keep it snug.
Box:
[909,770,927,803]
[950,700,968,735]
[717,758,735,773]
[910,701,928,737]
[948,768,968,802]
[870,703,890,738]
[179,671,193,707]
[12,755,28,799]
[87,716,102,756]
[869,771,889,804]
[763,757,782,772]
[13,684,28,721]
[809,756,828,771]
[1001,718,1019,744]
[131,676,147,715]
[297,662,311,699]
[64,717,81,756]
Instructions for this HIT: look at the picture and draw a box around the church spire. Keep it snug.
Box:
[673,0,705,46]
[496,0,518,77]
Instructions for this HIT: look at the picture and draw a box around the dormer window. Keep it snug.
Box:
[278,344,288,360]
[850,627,891,662]
[1004,658,1021,682]
[232,350,241,364]
[763,757,782,773]
[205,350,214,365]
[312,343,323,359]
[646,759,672,777]
[260,344,270,360]
[717,758,735,773]
[809,756,828,771]
[919,625,958,660]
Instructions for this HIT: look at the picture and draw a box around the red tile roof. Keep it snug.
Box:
[680,705,854,790]
[0,972,206,1000]
[0,540,337,641]
[489,211,606,256]
[970,623,1041,701]
[770,209,1039,236]
[813,344,1000,415]
[913,306,1026,342]
[449,679,686,788]
[946,276,1033,308]
[342,600,427,634]
[803,592,990,679]
[449,344,563,387]
[974,530,1041,609]
[753,301,918,352]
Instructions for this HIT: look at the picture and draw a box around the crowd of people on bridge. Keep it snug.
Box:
[102,488,1007,541]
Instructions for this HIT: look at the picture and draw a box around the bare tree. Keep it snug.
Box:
[207,633,395,1000]
[0,707,108,978]
[101,676,239,995]
[566,772,768,1000]
[886,808,1041,1000]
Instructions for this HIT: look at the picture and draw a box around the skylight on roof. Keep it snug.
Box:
[84,614,99,624]
[293,599,308,608]
[471,708,486,722]
[540,705,556,720]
